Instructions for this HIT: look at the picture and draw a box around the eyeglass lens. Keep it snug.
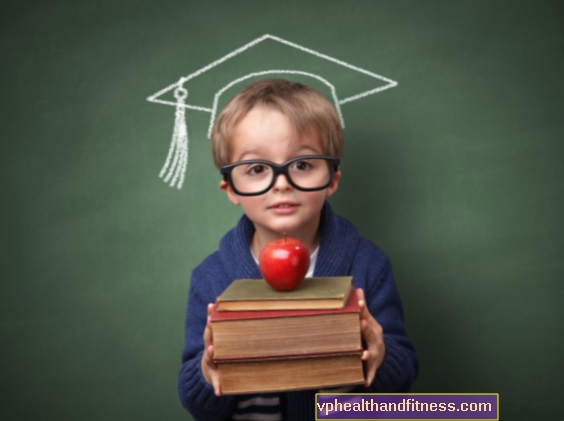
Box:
[230,158,332,194]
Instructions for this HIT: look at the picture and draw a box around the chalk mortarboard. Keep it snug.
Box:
[147,34,398,189]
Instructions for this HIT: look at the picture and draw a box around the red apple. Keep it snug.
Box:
[259,234,310,291]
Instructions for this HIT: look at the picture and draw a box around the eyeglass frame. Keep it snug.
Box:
[220,155,341,196]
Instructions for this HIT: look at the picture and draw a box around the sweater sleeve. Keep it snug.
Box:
[178,264,237,420]
[352,241,419,392]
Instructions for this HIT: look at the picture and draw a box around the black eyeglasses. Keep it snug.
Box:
[220,155,340,196]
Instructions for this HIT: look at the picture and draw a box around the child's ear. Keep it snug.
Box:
[325,170,341,198]
[219,179,241,206]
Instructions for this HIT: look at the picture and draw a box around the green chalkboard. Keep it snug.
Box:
[1,1,563,420]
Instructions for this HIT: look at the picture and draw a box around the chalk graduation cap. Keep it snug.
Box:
[147,34,398,189]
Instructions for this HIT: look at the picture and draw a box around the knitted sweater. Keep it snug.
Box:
[178,202,418,420]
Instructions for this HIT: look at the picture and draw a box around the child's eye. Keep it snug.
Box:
[292,160,312,171]
[247,164,268,175]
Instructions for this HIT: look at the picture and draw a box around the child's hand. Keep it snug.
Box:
[201,303,221,396]
[356,288,386,387]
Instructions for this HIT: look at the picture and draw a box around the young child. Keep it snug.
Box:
[178,79,418,420]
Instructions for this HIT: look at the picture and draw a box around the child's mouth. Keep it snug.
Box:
[269,202,299,214]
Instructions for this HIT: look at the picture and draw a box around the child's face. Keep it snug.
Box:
[219,105,340,240]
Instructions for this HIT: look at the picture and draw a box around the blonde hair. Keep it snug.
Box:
[210,79,343,168]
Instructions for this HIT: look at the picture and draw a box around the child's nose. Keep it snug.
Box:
[272,173,292,192]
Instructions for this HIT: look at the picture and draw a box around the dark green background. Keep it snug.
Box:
[2,1,562,420]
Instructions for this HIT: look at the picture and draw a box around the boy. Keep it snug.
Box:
[178,79,418,420]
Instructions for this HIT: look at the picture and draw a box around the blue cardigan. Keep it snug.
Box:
[179,202,418,420]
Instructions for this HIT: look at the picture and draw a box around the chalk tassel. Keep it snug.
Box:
[160,81,188,189]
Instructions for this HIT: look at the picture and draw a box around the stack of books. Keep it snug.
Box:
[211,276,365,394]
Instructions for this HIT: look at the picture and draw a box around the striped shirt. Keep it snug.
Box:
[230,395,283,421]
[229,387,355,420]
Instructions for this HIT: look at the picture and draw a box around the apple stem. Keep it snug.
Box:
[283,232,286,245]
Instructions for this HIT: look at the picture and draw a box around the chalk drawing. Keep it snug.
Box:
[207,70,345,139]
[147,34,398,188]
[159,83,189,188]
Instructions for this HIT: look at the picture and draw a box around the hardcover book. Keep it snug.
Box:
[218,352,365,395]
[211,290,362,360]
[217,276,353,311]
